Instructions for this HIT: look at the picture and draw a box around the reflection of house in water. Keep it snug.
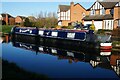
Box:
[90,60,101,68]
[89,55,112,70]
[1,34,11,43]
[89,53,120,77]
[90,53,120,77]
[110,53,120,77]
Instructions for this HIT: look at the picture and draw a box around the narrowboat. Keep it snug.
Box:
[11,26,112,51]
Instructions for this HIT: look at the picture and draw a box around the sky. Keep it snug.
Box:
[0,0,96,17]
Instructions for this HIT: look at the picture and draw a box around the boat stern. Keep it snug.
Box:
[100,43,112,50]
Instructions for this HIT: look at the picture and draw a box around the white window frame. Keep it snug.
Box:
[102,8,105,15]
[100,8,105,15]
[91,10,95,15]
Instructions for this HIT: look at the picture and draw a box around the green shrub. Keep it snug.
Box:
[61,26,74,29]
[112,41,120,46]
[67,26,74,29]
[61,26,67,29]
[1,25,13,33]
[97,29,112,34]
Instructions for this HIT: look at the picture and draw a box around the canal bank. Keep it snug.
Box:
[2,60,49,80]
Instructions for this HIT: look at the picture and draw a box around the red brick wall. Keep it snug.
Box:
[15,16,23,23]
[70,3,87,22]
[6,14,8,25]
[9,17,15,25]
[114,7,120,29]
[61,2,87,26]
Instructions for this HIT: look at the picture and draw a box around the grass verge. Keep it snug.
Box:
[0,25,13,33]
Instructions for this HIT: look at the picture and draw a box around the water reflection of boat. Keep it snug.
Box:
[11,34,112,56]
[12,39,109,65]
[11,38,120,77]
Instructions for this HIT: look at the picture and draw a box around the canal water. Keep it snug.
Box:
[1,36,120,79]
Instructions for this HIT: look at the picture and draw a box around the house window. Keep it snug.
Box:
[104,20,106,29]
[107,21,110,29]
[102,8,105,15]
[82,12,86,18]
[91,10,95,15]
[110,9,114,15]
[118,2,120,6]
[100,8,105,15]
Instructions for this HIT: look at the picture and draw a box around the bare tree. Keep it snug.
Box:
[33,11,57,28]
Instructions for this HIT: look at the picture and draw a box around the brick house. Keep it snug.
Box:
[57,2,87,26]
[0,13,15,25]
[83,0,120,30]
[15,16,26,25]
